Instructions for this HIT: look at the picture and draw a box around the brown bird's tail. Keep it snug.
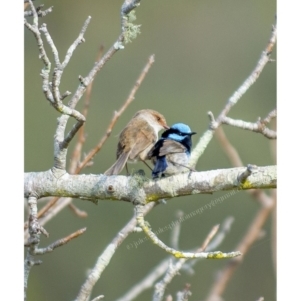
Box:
[104,152,131,176]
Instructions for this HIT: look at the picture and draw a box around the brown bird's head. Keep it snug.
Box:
[135,109,169,132]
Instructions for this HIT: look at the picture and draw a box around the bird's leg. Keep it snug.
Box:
[169,160,197,172]
[141,160,153,171]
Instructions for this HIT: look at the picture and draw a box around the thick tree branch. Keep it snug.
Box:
[24,165,276,203]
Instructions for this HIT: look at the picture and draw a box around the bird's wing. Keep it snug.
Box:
[156,139,186,156]
[129,127,156,160]
[147,139,164,159]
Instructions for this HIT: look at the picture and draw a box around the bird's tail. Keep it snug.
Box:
[104,152,130,176]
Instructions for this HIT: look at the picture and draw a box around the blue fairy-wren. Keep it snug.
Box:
[147,123,196,179]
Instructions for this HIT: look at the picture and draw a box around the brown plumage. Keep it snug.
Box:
[104,109,169,176]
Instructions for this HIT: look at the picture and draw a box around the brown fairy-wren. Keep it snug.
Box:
[104,109,169,176]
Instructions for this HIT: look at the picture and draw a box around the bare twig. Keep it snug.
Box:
[116,258,170,301]
[49,15,91,153]
[170,210,184,250]
[39,23,61,71]
[39,197,73,227]
[117,258,170,301]
[221,109,277,139]
[270,120,277,274]
[34,228,86,255]
[215,127,243,167]
[37,196,60,219]
[25,2,88,173]
[237,164,258,185]
[39,17,91,109]
[24,257,42,301]
[62,18,93,68]
[152,260,182,301]
[176,284,192,301]
[33,53,155,222]
[68,203,88,218]
[116,217,234,301]
[69,45,105,174]
[34,47,104,222]
[200,224,220,251]
[24,195,86,297]
[271,190,276,275]
[75,202,156,301]
[26,196,44,245]
[205,199,274,301]
[264,109,277,124]
[24,196,39,300]
[121,0,141,15]
[25,197,74,249]
[269,113,277,163]
[24,1,51,69]
[202,217,234,252]
[25,3,87,123]
[24,195,49,299]
[26,0,144,174]
[153,224,222,301]
[32,12,146,219]
[206,124,276,301]
[75,54,155,174]
[135,205,241,259]
[190,21,277,167]
[182,217,235,275]
[57,0,144,158]
[90,296,105,301]
[24,4,53,17]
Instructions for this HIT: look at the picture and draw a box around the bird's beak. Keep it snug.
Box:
[164,125,170,129]
[191,132,197,135]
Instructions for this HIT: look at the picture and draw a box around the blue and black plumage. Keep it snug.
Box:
[147,123,196,179]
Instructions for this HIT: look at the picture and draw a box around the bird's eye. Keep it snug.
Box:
[157,117,161,121]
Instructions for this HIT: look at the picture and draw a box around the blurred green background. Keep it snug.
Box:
[24,0,276,300]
